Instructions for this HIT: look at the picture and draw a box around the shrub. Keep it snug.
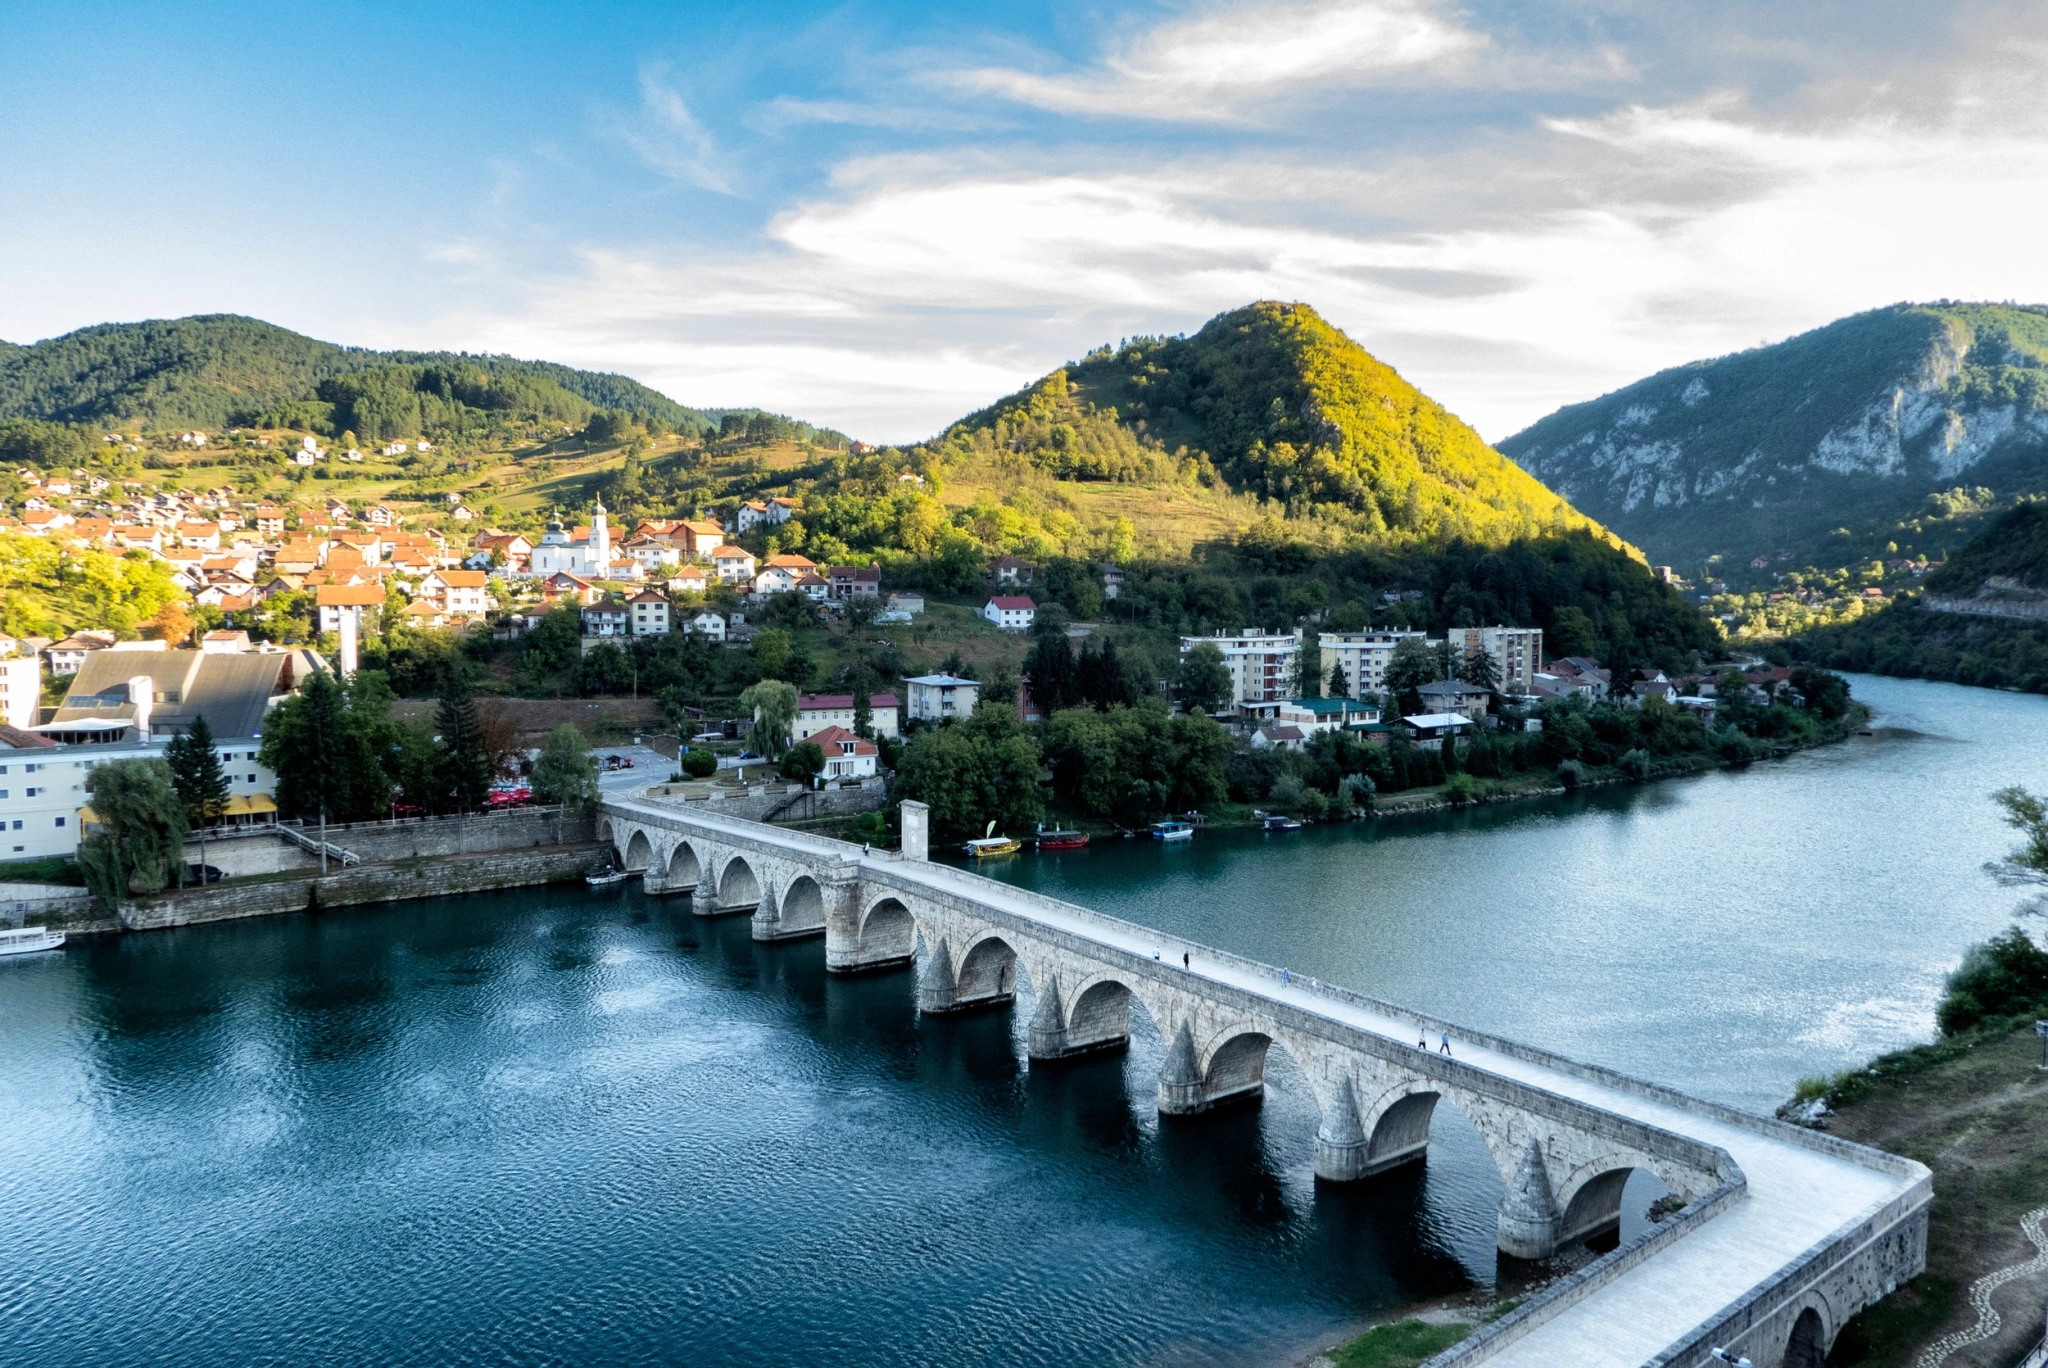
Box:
[779,741,826,783]
[1556,759,1585,791]
[681,748,718,779]
[1618,748,1653,780]
[1441,772,1479,806]
[1936,927,2048,1034]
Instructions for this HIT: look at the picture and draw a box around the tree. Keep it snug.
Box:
[1384,638,1438,718]
[1025,631,1081,712]
[739,679,799,756]
[1174,642,1232,715]
[531,725,600,811]
[1328,660,1351,697]
[435,678,495,811]
[1460,646,1500,692]
[164,714,231,830]
[76,759,189,907]
[260,669,390,821]
[1988,786,2048,899]
[150,600,196,647]
[1042,702,1230,818]
[780,741,826,783]
[681,748,718,778]
[891,706,1043,839]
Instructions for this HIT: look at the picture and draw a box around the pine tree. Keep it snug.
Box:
[165,713,231,829]
[435,679,495,811]
[1328,660,1350,697]
[1460,647,1500,692]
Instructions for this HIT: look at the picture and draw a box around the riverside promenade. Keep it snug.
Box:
[601,795,1930,1367]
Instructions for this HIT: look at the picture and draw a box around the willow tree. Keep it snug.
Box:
[739,679,799,757]
[77,759,189,907]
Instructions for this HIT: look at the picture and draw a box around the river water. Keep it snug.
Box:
[3,674,2043,1367]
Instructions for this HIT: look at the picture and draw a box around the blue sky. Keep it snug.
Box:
[5,1,2048,442]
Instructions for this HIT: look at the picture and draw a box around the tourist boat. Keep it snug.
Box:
[1262,815,1303,832]
[962,836,1022,859]
[1150,820,1195,842]
[0,925,66,957]
[1035,828,1089,851]
[584,865,630,887]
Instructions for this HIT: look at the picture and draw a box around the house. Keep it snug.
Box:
[253,504,287,535]
[735,496,798,532]
[45,630,117,675]
[903,673,979,722]
[1101,566,1125,600]
[1535,657,1611,702]
[804,724,878,779]
[451,505,475,522]
[543,572,601,605]
[710,544,758,584]
[475,533,533,571]
[629,589,670,636]
[677,519,725,558]
[992,555,1035,586]
[1400,712,1474,749]
[1417,679,1492,718]
[830,564,882,598]
[1273,696,1380,734]
[200,630,252,654]
[1,653,41,728]
[384,441,409,457]
[177,520,222,550]
[421,569,490,618]
[1180,628,1303,719]
[797,691,901,741]
[667,566,710,597]
[885,592,925,617]
[623,533,681,574]
[982,595,1035,631]
[1251,724,1308,751]
[315,583,387,634]
[753,565,800,595]
[404,600,449,628]
[683,610,726,641]
[581,599,629,637]
[795,570,831,601]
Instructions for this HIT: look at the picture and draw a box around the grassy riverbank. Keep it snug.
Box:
[1790,1015,2048,1366]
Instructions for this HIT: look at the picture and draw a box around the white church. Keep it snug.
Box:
[529,499,635,580]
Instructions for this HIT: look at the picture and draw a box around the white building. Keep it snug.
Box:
[529,500,614,580]
[1179,628,1303,718]
[735,497,798,532]
[1318,631,1428,701]
[903,674,980,723]
[982,596,1036,631]
[420,570,490,618]
[1,655,40,729]
[710,545,757,584]
[1443,625,1545,695]
[629,589,671,636]
[804,724,877,779]
[796,691,900,741]
[683,610,726,641]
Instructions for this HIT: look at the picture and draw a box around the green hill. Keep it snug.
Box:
[1499,303,2048,576]
[938,301,1613,549]
[0,314,744,436]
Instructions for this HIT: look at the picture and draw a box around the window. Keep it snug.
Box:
[54,817,64,827]
[24,788,37,798]
[9,820,19,830]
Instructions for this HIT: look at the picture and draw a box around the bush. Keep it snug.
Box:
[780,741,826,783]
[1937,927,2048,1034]
[1441,772,1478,806]
[1617,748,1653,780]
[1556,759,1585,791]
[681,748,718,779]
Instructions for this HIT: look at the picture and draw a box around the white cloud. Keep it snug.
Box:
[615,65,733,193]
[950,0,1488,121]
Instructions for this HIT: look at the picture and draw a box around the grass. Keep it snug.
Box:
[1808,1015,2048,1365]
[1327,1319,1472,1368]
[0,855,84,885]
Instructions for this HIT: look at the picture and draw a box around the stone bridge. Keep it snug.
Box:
[600,795,1931,1368]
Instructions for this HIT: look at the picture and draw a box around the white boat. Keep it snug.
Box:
[1150,820,1195,842]
[585,866,630,887]
[0,925,66,957]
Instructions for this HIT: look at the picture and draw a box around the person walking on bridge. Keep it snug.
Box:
[1439,1033,1452,1056]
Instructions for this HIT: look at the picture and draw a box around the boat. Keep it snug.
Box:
[1150,820,1195,842]
[0,925,66,957]
[1263,815,1303,832]
[585,865,630,887]
[962,836,1022,859]
[1035,828,1089,851]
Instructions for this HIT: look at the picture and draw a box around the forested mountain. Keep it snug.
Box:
[940,301,1612,549]
[1499,304,2048,575]
[0,314,720,434]
[1797,502,2048,691]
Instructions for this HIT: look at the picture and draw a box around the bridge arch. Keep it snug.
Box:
[717,855,761,910]
[666,841,701,889]
[1784,1305,1828,1368]
[829,894,916,974]
[775,874,825,937]
[1557,1165,1637,1247]
[596,816,613,845]
[954,934,1018,1005]
[622,829,653,872]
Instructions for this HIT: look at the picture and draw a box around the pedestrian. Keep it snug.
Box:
[1439,1032,1452,1056]
[1310,978,1319,996]
[1282,968,1291,985]
[1153,949,1161,960]
[862,842,870,855]
[1417,1032,1428,1049]
[1182,952,1190,969]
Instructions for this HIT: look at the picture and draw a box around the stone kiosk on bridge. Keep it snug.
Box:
[599,794,1930,1368]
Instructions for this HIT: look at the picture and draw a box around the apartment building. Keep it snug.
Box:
[1179,628,1303,719]
[1318,631,1428,701]
[1443,625,1544,695]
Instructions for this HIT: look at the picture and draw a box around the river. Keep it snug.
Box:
[2,674,2043,1367]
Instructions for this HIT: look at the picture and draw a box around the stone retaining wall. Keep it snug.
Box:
[635,781,885,823]
[296,808,598,862]
[116,845,598,932]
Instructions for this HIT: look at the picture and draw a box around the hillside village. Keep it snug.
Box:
[0,460,1857,865]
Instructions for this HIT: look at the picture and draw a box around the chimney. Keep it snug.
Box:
[338,607,359,677]
[127,676,154,739]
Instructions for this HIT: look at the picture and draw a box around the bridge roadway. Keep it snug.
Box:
[600,796,1930,1367]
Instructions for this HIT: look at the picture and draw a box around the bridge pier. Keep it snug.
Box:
[1313,1079,1370,1181]
[1497,1138,1563,1261]
[917,936,1017,1014]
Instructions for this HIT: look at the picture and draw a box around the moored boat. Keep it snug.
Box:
[1150,820,1194,842]
[1035,828,1089,851]
[1262,815,1303,832]
[963,836,1022,858]
[0,925,66,957]
[585,865,630,887]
